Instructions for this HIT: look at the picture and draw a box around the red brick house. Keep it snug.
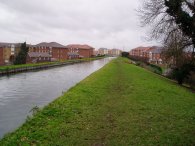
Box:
[67,52,79,59]
[29,42,68,61]
[27,52,51,63]
[0,47,4,65]
[129,46,164,64]
[66,44,95,58]
[0,42,22,65]
[143,46,164,64]
[129,47,151,57]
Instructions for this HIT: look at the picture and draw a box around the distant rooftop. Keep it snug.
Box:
[99,48,108,50]
[130,46,163,52]
[149,46,164,53]
[0,42,22,47]
[36,42,67,48]
[66,44,94,49]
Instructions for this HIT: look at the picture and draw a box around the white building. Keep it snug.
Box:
[98,48,109,55]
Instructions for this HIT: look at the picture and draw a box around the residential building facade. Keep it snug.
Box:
[0,43,21,65]
[0,47,4,65]
[29,42,68,62]
[129,47,150,57]
[27,52,51,63]
[108,49,121,56]
[129,46,164,64]
[0,42,96,65]
[66,44,94,58]
[98,48,109,56]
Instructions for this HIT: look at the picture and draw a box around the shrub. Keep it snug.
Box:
[188,72,195,90]
[172,63,194,85]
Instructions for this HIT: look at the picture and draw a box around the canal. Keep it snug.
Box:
[0,57,113,138]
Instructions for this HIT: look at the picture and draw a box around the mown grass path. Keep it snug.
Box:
[1,57,195,145]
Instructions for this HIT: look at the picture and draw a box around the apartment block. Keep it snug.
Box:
[0,43,21,65]
[129,46,164,64]
[66,44,94,58]
[29,42,68,63]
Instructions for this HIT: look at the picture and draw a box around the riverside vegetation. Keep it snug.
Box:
[0,57,195,145]
[0,57,104,72]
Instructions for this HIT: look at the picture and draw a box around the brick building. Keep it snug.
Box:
[66,44,94,58]
[129,47,151,57]
[0,47,4,65]
[67,52,79,59]
[29,42,68,62]
[27,52,51,63]
[0,42,95,65]
[0,42,21,65]
[147,46,163,64]
[129,46,164,64]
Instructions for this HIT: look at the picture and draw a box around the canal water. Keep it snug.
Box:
[0,58,113,138]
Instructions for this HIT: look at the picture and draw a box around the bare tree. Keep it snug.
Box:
[139,0,194,52]
[162,30,192,67]
[139,0,175,41]
[139,0,195,85]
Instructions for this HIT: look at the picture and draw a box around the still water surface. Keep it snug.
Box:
[0,58,113,138]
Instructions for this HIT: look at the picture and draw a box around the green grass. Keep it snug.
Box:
[0,57,195,145]
[0,57,105,72]
[0,62,57,71]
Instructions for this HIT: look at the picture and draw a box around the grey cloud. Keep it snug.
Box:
[0,0,158,50]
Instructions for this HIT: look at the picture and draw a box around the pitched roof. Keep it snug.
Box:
[150,49,163,54]
[130,46,151,52]
[0,42,22,47]
[66,44,94,49]
[36,42,67,48]
[28,52,51,58]
[99,48,108,50]
[130,46,163,53]
[148,46,164,53]
[110,48,121,51]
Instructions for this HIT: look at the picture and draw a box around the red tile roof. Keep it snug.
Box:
[132,46,151,51]
[66,44,94,49]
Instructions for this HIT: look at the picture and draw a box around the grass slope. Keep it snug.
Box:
[0,57,195,146]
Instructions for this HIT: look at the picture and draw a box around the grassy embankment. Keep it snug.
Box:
[0,57,195,145]
[0,57,105,72]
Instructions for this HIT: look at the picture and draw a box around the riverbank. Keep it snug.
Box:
[0,57,105,76]
[1,57,195,145]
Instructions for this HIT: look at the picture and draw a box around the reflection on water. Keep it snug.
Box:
[0,58,113,138]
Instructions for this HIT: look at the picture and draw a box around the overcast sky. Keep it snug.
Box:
[0,0,158,51]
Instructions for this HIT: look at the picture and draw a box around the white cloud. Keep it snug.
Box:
[0,0,159,51]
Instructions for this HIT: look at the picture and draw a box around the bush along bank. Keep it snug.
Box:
[0,57,195,145]
[128,58,163,75]
[126,57,195,91]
